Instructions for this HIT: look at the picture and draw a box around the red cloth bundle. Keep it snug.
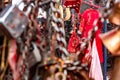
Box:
[79,8,103,63]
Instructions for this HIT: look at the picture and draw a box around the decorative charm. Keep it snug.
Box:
[68,32,80,53]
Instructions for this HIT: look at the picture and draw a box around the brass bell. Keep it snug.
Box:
[108,2,120,25]
[99,28,120,56]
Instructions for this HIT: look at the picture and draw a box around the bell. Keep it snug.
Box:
[108,2,120,25]
[99,28,120,56]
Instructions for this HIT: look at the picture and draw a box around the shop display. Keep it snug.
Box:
[0,0,119,80]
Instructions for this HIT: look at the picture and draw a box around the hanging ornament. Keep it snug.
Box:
[64,0,82,13]
[79,8,100,38]
[68,32,80,53]
[59,5,71,21]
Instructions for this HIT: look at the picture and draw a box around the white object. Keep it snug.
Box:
[89,39,103,80]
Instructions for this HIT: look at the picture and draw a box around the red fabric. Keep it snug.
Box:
[79,8,103,63]
[8,40,22,80]
[68,32,80,53]
[64,0,82,13]
[82,42,92,65]
[8,40,17,72]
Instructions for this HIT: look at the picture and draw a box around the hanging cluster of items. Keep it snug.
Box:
[0,0,119,80]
